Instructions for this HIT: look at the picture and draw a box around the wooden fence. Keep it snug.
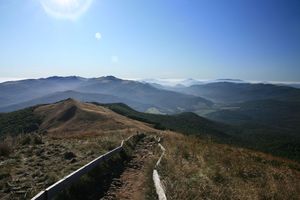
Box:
[31,134,142,200]
[153,137,167,200]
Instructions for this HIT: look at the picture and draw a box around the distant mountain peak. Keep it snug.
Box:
[56,97,80,105]
[43,76,84,81]
[34,99,154,134]
[106,75,117,79]
[184,78,196,81]
[63,97,78,102]
[216,78,242,81]
[180,78,203,86]
[94,75,122,81]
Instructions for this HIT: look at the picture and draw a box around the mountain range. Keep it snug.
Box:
[1,76,300,162]
[175,82,300,103]
[0,76,212,113]
[1,76,300,132]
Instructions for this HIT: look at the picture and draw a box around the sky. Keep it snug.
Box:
[0,0,299,81]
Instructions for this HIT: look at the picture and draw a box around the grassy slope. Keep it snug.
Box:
[159,131,300,200]
[0,99,155,137]
[0,100,299,199]
[1,101,298,162]
[0,100,158,199]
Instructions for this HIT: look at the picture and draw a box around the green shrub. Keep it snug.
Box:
[19,135,31,145]
[64,152,76,160]
[0,107,42,136]
[18,133,43,145]
[32,134,43,145]
[0,142,11,157]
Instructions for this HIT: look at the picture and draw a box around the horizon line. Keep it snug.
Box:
[1,76,300,85]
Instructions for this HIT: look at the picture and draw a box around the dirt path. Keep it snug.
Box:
[100,136,157,200]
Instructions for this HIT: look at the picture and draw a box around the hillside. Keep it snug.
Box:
[0,129,145,199]
[160,131,300,199]
[0,99,156,137]
[2,99,298,161]
[0,100,299,199]
[207,99,300,129]
[0,99,162,199]
[98,102,230,140]
[0,106,42,136]
[35,99,156,135]
[206,99,300,161]
[98,102,300,162]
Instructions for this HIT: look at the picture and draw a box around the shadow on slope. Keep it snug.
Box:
[96,102,231,141]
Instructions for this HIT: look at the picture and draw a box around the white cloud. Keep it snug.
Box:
[0,77,27,83]
[95,32,102,40]
[40,0,93,20]
[111,56,119,63]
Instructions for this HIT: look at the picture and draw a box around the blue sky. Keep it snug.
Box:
[0,0,299,81]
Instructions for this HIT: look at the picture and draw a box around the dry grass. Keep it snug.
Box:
[34,99,155,135]
[0,130,134,199]
[159,131,300,200]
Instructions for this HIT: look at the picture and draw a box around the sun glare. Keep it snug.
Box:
[54,0,74,6]
[40,0,93,20]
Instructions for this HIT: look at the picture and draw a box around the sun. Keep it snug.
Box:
[40,0,93,20]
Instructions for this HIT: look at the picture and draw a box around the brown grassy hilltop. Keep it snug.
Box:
[0,99,299,199]
[34,98,156,135]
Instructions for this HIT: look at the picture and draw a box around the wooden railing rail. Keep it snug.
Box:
[31,134,141,200]
[153,137,167,200]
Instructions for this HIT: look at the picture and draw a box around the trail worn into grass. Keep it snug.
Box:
[101,136,157,200]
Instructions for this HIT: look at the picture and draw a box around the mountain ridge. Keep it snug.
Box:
[0,76,213,114]
[177,82,300,103]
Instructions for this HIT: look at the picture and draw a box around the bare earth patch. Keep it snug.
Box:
[101,136,158,200]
